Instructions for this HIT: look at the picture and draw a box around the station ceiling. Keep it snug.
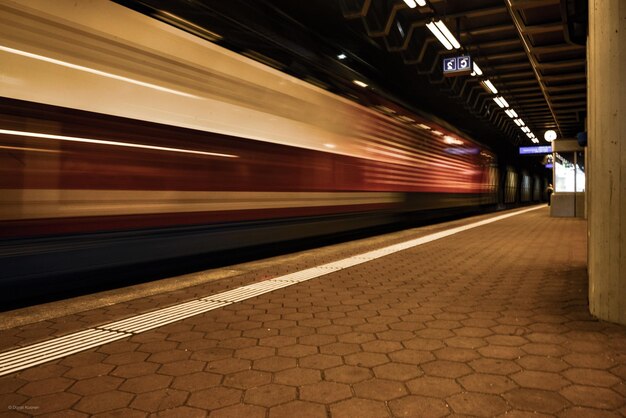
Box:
[118,0,587,157]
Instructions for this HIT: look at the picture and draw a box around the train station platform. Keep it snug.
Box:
[0,206,625,417]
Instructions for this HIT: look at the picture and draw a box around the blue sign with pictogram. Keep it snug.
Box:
[442,55,472,77]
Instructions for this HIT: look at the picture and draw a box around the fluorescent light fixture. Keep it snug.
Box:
[434,20,461,49]
[0,129,238,158]
[505,109,515,118]
[0,45,199,99]
[426,22,453,50]
[431,130,444,136]
[521,127,530,133]
[517,119,525,126]
[481,79,498,94]
[337,53,347,60]
[416,124,431,130]
[324,143,336,149]
[353,80,368,88]
[514,119,523,127]
[403,0,417,8]
[531,138,539,143]
[416,0,427,5]
[499,97,509,107]
[471,62,483,76]
[526,132,534,138]
[493,97,505,108]
[509,109,518,118]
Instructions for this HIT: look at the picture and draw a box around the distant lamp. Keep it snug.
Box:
[544,130,557,142]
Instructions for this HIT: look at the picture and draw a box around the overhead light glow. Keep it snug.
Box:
[0,129,238,158]
[521,127,530,133]
[514,119,523,127]
[416,124,431,130]
[531,138,539,143]
[416,0,427,5]
[443,136,464,145]
[517,119,525,126]
[403,0,417,8]
[337,53,347,60]
[324,143,336,149]
[426,22,453,50]
[0,45,198,99]
[493,97,505,108]
[431,130,444,136]
[353,80,368,88]
[499,97,509,107]
[526,132,534,138]
[509,109,518,118]
[471,62,483,76]
[481,79,498,94]
[544,130,557,142]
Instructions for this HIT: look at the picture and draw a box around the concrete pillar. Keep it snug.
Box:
[588,0,626,324]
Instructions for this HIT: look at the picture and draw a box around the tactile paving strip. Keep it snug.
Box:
[0,205,543,376]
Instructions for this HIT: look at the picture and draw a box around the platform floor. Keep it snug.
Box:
[1,206,625,417]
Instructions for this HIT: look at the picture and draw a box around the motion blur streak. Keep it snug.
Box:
[0,129,238,158]
[0,45,200,99]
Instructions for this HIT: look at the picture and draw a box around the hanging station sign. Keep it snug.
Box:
[442,55,472,77]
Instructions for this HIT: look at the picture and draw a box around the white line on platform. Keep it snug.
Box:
[0,205,544,376]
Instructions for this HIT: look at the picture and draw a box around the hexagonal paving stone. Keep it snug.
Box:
[67,376,123,396]
[158,359,206,376]
[503,388,570,414]
[206,358,251,374]
[74,391,134,415]
[421,360,472,378]
[111,362,159,378]
[373,363,422,381]
[277,344,317,358]
[269,400,327,418]
[253,356,296,372]
[319,342,360,356]
[235,346,275,360]
[300,354,344,370]
[444,336,487,349]
[330,398,390,418]
[63,363,115,380]
[469,358,521,375]
[338,332,376,344]
[22,392,81,416]
[211,404,266,418]
[558,406,622,418]
[223,370,271,389]
[17,377,74,396]
[477,345,525,360]
[515,355,569,372]
[562,353,615,369]
[130,388,188,412]
[353,378,407,401]
[458,373,517,394]
[402,338,445,351]
[345,352,389,368]
[325,365,372,384]
[389,395,450,418]
[171,372,222,392]
[510,370,570,391]
[300,381,352,403]
[407,375,462,398]
[447,392,509,417]
[388,349,434,365]
[298,334,337,346]
[562,368,621,387]
[119,373,172,393]
[187,386,242,410]
[434,347,480,362]
[272,367,320,386]
[244,383,296,407]
[559,385,624,410]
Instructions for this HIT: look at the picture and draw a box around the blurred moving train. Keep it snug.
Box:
[0,0,538,284]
